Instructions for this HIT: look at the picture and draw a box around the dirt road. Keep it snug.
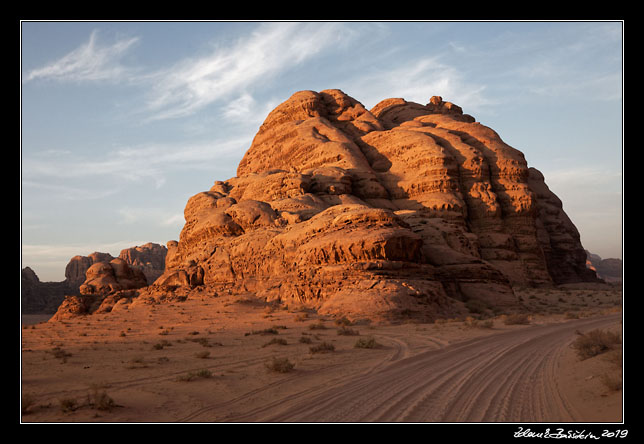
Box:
[220,313,621,422]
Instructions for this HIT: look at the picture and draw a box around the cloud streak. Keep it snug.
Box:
[23,29,140,83]
[141,22,353,120]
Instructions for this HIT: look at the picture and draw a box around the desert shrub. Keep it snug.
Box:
[503,313,531,325]
[354,337,381,349]
[194,351,211,359]
[310,342,335,354]
[152,340,172,350]
[299,335,312,344]
[262,338,288,348]
[88,388,116,411]
[334,316,352,326]
[246,327,279,336]
[337,326,359,336]
[50,347,72,362]
[59,398,78,413]
[308,321,327,330]
[265,357,295,373]
[464,317,494,329]
[572,329,621,360]
[564,312,580,319]
[177,369,213,382]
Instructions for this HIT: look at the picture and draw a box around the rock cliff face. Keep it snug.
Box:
[119,243,168,284]
[152,89,599,322]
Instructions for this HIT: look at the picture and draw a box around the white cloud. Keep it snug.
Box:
[23,29,140,83]
[347,57,491,113]
[142,22,353,120]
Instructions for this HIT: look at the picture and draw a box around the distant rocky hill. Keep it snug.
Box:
[21,267,73,314]
[586,251,622,284]
[22,243,166,314]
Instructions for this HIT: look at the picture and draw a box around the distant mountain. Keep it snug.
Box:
[22,243,167,314]
[586,251,622,284]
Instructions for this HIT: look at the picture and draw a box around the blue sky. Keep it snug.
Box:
[21,21,623,281]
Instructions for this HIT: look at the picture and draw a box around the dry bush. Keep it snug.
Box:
[59,398,78,413]
[262,338,288,348]
[308,321,327,330]
[572,329,621,360]
[337,326,359,336]
[309,342,335,354]
[354,337,381,349]
[503,313,531,325]
[299,335,312,344]
[177,369,213,381]
[265,357,295,373]
[464,317,494,329]
[88,387,116,411]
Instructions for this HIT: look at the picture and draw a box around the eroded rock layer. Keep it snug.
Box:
[150,89,599,321]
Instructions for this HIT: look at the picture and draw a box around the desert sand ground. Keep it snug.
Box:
[21,284,622,423]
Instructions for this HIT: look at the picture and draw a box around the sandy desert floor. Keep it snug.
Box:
[20,284,623,423]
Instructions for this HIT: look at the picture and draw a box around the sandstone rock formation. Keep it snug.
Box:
[148,89,600,322]
[119,242,168,284]
[65,252,115,288]
[51,258,148,320]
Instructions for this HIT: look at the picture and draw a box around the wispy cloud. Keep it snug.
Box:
[141,22,354,120]
[23,29,140,83]
[22,135,251,199]
[347,57,491,113]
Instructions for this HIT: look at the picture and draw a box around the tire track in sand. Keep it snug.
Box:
[241,313,620,422]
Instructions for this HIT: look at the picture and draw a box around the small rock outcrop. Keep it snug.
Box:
[51,258,148,320]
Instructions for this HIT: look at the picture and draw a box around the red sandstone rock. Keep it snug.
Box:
[150,89,600,322]
[53,89,601,322]
[119,242,167,284]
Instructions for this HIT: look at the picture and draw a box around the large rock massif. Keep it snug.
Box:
[138,89,600,322]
